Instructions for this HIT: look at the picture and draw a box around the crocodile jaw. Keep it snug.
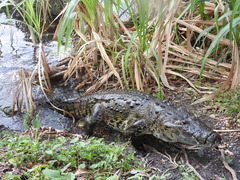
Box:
[150,116,221,148]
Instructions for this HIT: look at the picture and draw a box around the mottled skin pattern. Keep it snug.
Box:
[54,90,221,148]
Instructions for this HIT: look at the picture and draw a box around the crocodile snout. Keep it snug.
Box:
[205,132,221,148]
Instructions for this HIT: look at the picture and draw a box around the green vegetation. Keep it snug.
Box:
[0,131,145,179]
[177,162,198,180]
[4,0,50,44]
[210,86,240,115]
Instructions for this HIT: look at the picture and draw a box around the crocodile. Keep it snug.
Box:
[53,90,221,148]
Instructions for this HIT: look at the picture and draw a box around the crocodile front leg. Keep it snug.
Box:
[84,103,102,136]
[124,118,149,154]
[124,118,148,136]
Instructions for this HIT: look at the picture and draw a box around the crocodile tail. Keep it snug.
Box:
[48,99,76,121]
[50,98,62,108]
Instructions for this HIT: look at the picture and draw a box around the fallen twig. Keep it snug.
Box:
[220,149,238,180]
[22,126,84,138]
[144,144,179,168]
[214,129,240,133]
[182,150,205,180]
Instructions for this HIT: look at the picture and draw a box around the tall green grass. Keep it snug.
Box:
[1,0,51,44]
[57,0,80,52]
[124,0,150,51]
[190,0,240,78]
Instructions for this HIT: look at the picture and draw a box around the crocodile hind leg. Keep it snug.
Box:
[84,103,103,136]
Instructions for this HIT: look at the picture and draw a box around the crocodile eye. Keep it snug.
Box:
[176,120,188,125]
[180,121,188,125]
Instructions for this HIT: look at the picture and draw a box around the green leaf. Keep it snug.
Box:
[106,174,119,180]
[5,172,21,180]
[43,168,75,180]
[58,0,81,52]
[0,1,12,9]
[45,150,53,155]
[70,137,79,144]
[61,172,75,180]
[8,158,17,166]
[78,163,86,169]
[42,169,61,179]
[52,144,62,150]
[57,154,68,162]
[225,156,233,164]
[89,162,101,169]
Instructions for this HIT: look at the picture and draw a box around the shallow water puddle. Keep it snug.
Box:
[0,12,71,131]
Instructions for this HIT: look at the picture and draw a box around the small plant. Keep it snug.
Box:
[210,86,240,115]
[178,162,198,180]
[23,113,40,129]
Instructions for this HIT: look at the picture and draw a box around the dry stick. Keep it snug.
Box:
[61,162,71,173]
[220,149,238,180]
[144,144,179,169]
[165,70,203,93]
[215,129,240,133]
[182,151,205,180]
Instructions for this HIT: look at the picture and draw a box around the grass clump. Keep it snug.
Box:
[0,131,144,179]
[210,86,240,115]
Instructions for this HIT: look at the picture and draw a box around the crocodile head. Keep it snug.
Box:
[151,108,221,148]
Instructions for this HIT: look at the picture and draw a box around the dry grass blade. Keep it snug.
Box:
[231,40,240,89]
[146,1,165,57]
[73,17,88,43]
[63,53,85,82]
[11,68,36,121]
[168,43,231,70]
[134,59,143,91]
[85,71,114,95]
[220,149,238,180]
[176,19,231,46]
[40,44,52,91]
[182,151,205,180]
[46,4,67,37]
[53,15,63,41]
[92,32,123,87]
[165,70,206,94]
[191,93,215,105]
[62,44,97,85]
[36,43,76,122]
[114,14,132,38]
[146,0,182,90]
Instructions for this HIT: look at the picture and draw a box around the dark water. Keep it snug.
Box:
[0,13,72,131]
